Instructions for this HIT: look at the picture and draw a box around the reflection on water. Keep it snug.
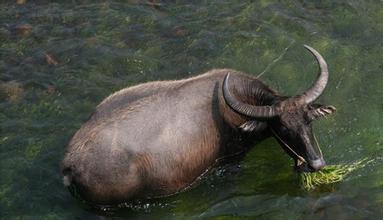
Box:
[0,0,382,219]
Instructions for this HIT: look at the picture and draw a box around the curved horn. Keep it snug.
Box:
[295,45,329,104]
[222,73,277,118]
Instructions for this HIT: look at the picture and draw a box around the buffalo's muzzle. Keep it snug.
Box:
[308,158,326,171]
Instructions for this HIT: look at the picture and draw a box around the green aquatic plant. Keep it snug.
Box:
[300,158,373,190]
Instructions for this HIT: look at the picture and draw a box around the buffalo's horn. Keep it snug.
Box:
[222,73,277,118]
[294,45,329,104]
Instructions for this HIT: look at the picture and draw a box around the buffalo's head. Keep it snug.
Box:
[223,45,336,172]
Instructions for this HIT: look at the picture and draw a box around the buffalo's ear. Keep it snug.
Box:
[306,104,336,121]
[239,121,267,132]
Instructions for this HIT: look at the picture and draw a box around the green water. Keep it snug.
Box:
[1,0,382,219]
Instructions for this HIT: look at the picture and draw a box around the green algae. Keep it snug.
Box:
[300,158,373,190]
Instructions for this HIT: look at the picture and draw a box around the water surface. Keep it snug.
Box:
[0,0,382,219]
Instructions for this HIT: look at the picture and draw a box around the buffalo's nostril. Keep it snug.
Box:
[309,158,326,171]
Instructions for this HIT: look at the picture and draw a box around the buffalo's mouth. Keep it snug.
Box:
[294,158,326,173]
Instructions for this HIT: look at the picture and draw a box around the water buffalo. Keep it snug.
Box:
[62,45,336,205]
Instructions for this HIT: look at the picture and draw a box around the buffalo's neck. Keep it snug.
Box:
[220,119,272,157]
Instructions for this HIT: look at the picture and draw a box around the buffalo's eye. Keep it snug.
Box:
[279,125,289,134]
[304,113,314,123]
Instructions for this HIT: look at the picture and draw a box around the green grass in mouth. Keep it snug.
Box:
[300,158,372,190]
